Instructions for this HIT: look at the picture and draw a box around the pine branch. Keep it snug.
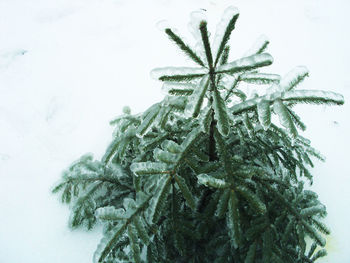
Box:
[53,6,343,262]
[224,76,240,101]
[214,9,239,67]
[199,21,213,68]
[165,28,205,67]
[212,86,231,136]
[184,75,210,118]
[282,90,344,105]
[94,194,152,263]
[244,34,269,56]
[216,53,273,74]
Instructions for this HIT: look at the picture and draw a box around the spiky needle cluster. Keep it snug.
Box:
[53,6,344,263]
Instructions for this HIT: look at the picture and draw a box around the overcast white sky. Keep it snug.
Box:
[0,0,349,262]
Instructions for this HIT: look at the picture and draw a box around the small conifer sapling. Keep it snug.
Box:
[53,6,344,263]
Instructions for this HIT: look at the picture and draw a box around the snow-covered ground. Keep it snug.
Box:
[0,0,349,262]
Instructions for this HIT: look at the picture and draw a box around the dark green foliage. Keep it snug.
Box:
[53,6,343,263]
[165,28,205,67]
[214,11,239,67]
[199,21,214,68]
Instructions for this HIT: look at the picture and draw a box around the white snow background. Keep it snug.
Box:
[0,0,349,262]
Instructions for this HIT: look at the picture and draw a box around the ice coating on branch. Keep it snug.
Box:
[266,83,280,95]
[188,10,207,63]
[130,161,170,177]
[302,221,326,247]
[161,140,182,154]
[280,66,309,91]
[227,191,240,248]
[176,127,203,163]
[161,82,195,95]
[231,97,260,114]
[184,75,210,117]
[244,35,269,57]
[150,67,207,80]
[257,99,271,130]
[188,10,207,37]
[153,104,168,129]
[123,198,137,210]
[199,106,212,133]
[136,103,160,137]
[300,204,326,217]
[212,87,230,136]
[248,90,259,99]
[163,96,187,111]
[149,175,172,223]
[93,230,112,263]
[122,105,131,114]
[197,174,229,189]
[156,19,172,32]
[240,72,281,85]
[222,76,239,93]
[93,223,126,263]
[282,90,344,104]
[153,148,178,164]
[217,53,273,74]
[273,99,297,138]
[212,6,239,60]
[95,206,126,221]
[127,224,141,262]
[135,191,150,205]
[218,74,231,85]
[243,113,255,138]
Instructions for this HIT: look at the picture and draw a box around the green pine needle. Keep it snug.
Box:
[214,13,239,67]
[53,7,342,263]
[165,28,205,67]
[199,21,213,68]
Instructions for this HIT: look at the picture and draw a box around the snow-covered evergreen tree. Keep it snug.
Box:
[53,7,344,263]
